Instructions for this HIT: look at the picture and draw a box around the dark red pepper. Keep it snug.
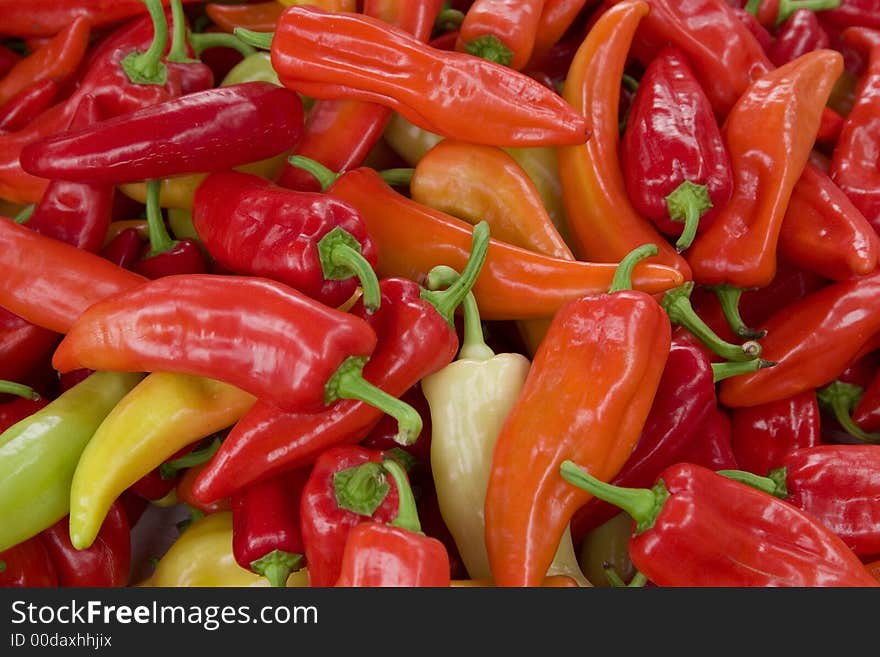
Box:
[853,367,880,432]
[232,467,310,588]
[620,46,734,251]
[732,6,776,51]
[767,8,832,67]
[0,395,50,434]
[0,79,61,133]
[816,0,880,30]
[676,404,739,471]
[0,308,59,384]
[39,498,131,587]
[729,390,822,475]
[0,535,57,588]
[100,227,144,270]
[300,445,401,587]
[191,224,490,503]
[192,170,381,311]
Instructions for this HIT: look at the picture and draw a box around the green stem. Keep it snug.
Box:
[745,0,762,17]
[420,221,491,326]
[11,204,34,224]
[662,282,762,362]
[608,243,658,293]
[188,30,257,58]
[334,462,390,517]
[621,73,640,93]
[666,180,711,252]
[144,180,177,257]
[287,155,340,192]
[0,560,5,573]
[464,34,513,66]
[712,285,767,339]
[0,380,40,400]
[233,27,274,51]
[816,380,880,444]
[382,457,421,534]
[426,265,494,362]
[250,550,303,588]
[435,7,465,33]
[317,227,381,314]
[325,356,423,446]
[121,0,169,85]
[778,0,842,26]
[166,0,196,63]
[717,467,788,498]
[378,168,415,187]
[159,436,223,480]
[711,358,777,383]
[560,460,668,535]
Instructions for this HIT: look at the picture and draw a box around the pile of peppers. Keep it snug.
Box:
[1,0,880,589]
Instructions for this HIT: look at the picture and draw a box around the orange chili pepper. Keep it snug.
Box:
[685,49,844,289]
[526,0,593,72]
[0,17,90,109]
[483,245,671,587]
[557,0,692,279]
[455,0,547,71]
[205,1,285,33]
[290,159,684,321]
[409,139,574,351]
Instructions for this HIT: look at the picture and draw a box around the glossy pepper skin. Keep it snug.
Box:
[67,372,255,550]
[729,390,822,475]
[20,82,304,185]
[0,395,50,434]
[0,309,60,385]
[558,0,691,278]
[257,5,589,147]
[232,468,310,588]
[0,79,61,133]
[192,225,491,503]
[0,536,57,587]
[192,170,379,310]
[40,499,131,587]
[561,461,879,586]
[51,274,378,415]
[685,49,843,289]
[484,246,672,587]
[205,1,286,34]
[768,9,833,66]
[454,0,546,70]
[830,27,880,233]
[720,269,880,408]
[722,444,880,557]
[621,46,734,251]
[300,445,400,587]
[0,371,143,553]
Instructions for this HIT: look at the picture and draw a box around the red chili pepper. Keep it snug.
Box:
[676,404,739,471]
[561,460,879,586]
[569,339,765,545]
[192,226,490,503]
[744,0,842,29]
[335,457,450,586]
[729,390,822,475]
[767,8,833,66]
[300,445,401,587]
[0,535,57,587]
[0,385,50,433]
[100,227,145,270]
[360,385,433,466]
[732,6,776,51]
[721,444,880,557]
[192,170,380,310]
[51,273,391,416]
[0,44,21,78]
[176,463,231,515]
[0,307,60,383]
[24,95,114,254]
[853,368,880,432]
[620,46,734,251]
[20,82,304,185]
[232,467,310,587]
[815,0,880,30]
[242,5,589,147]
[39,498,131,587]
[454,0,546,70]
[0,79,61,133]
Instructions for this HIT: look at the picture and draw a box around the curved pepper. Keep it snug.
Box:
[561,460,879,586]
[0,79,62,133]
[0,536,57,587]
[242,5,590,147]
[67,373,255,550]
[484,245,672,586]
[685,49,843,289]
[205,1,286,34]
[557,0,692,277]
[148,511,311,587]
[0,371,143,552]
[525,0,592,71]
[454,0,546,70]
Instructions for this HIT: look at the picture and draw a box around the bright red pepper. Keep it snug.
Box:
[39,499,131,587]
[733,6,776,51]
[767,8,833,66]
[232,467,310,587]
[729,390,822,475]
[561,460,879,586]
[100,227,144,271]
[0,79,61,133]
[191,226,490,503]
[0,45,21,78]
[0,307,60,384]
[0,536,57,587]
[300,445,401,587]
[192,170,380,311]
[20,82,304,185]
[454,0,547,70]
[721,444,880,557]
[245,5,589,148]
[335,458,450,586]
[620,46,734,251]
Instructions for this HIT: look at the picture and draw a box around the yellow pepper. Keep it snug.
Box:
[68,373,256,550]
[578,512,637,588]
[420,267,590,586]
[146,511,311,587]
